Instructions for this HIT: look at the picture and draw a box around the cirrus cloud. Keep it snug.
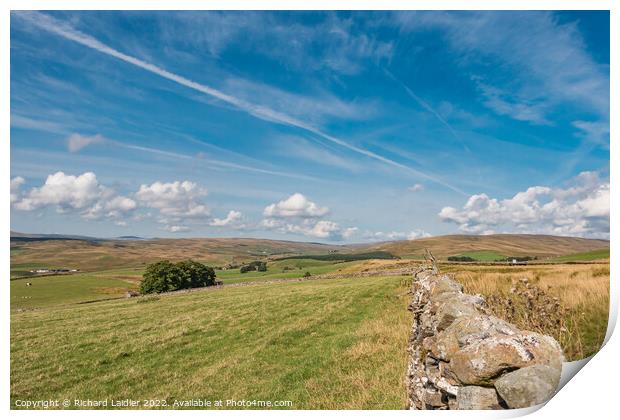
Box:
[67,133,105,152]
[408,183,424,193]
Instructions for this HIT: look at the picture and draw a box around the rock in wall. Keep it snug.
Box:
[405,268,564,410]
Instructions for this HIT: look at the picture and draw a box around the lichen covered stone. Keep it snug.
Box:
[494,365,561,408]
[450,332,562,385]
[456,386,503,410]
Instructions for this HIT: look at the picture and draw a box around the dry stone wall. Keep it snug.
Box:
[406,268,564,410]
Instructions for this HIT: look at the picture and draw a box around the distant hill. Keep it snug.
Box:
[363,234,609,259]
[10,231,102,242]
[10,236,346,271]
[10,232,610,272]
[11,231,151,242]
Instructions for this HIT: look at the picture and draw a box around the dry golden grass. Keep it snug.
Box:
[445,263,609,361]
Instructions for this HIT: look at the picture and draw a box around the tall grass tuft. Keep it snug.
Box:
[454,264,609,361]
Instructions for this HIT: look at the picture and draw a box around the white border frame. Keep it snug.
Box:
[2,2,616,419]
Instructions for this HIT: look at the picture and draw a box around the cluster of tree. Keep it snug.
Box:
[239,260,267,273]
[139,260,216,294]
[447,256,476,262]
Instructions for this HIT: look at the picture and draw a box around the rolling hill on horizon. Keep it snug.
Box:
[11,232,609,272]
[365,234,609,259]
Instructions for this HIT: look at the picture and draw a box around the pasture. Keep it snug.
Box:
[10,259,366,311]
[9,235,610,409]
[550,248,610,262]
[11,276,411,409]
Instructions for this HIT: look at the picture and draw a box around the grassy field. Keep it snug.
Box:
[454,250,506,261]
[215,259,362,283]
[550,248,610,262]
[445,263,610,360]
[10,259,368,311]
[9,234,611,409]
[11,276,411,409]
[11,274,138,311]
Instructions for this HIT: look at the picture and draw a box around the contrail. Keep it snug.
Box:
[17,11,466,195]
[109,141,320,181]
[384,69,471,153]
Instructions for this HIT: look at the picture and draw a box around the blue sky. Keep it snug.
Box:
[10,11,610,241]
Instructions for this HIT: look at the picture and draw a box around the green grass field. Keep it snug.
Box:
[11,274,138,310]
[9,236,610,409]
[550,248,610,262]
[11,276,411,409]
[215,259,361,283]
[10,259,364,312]
[454,250,506,261]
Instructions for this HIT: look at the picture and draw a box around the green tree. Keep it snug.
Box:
[239,260,267,274]
[176,260,216,288]
[140,260,180,294]
[140,260,216,294]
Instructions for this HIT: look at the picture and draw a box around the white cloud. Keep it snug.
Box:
[10,176,25,204]
[407,230,433,240]
[163,225,190,233]
[294,220,341,239]
[14,171,104,211]
[210,210,243,227]
[67,133,105,152]
[82,195,137,220]
[365,229,432,241]
[261,218,349,240]
[342,227,359,239]
[12,171,135,222]
[439,171,609,238]
[408,183,424,193]
[259,218,281,230]
[260,193,361,241]
[264,193,329,218]
[136,181,209,220]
